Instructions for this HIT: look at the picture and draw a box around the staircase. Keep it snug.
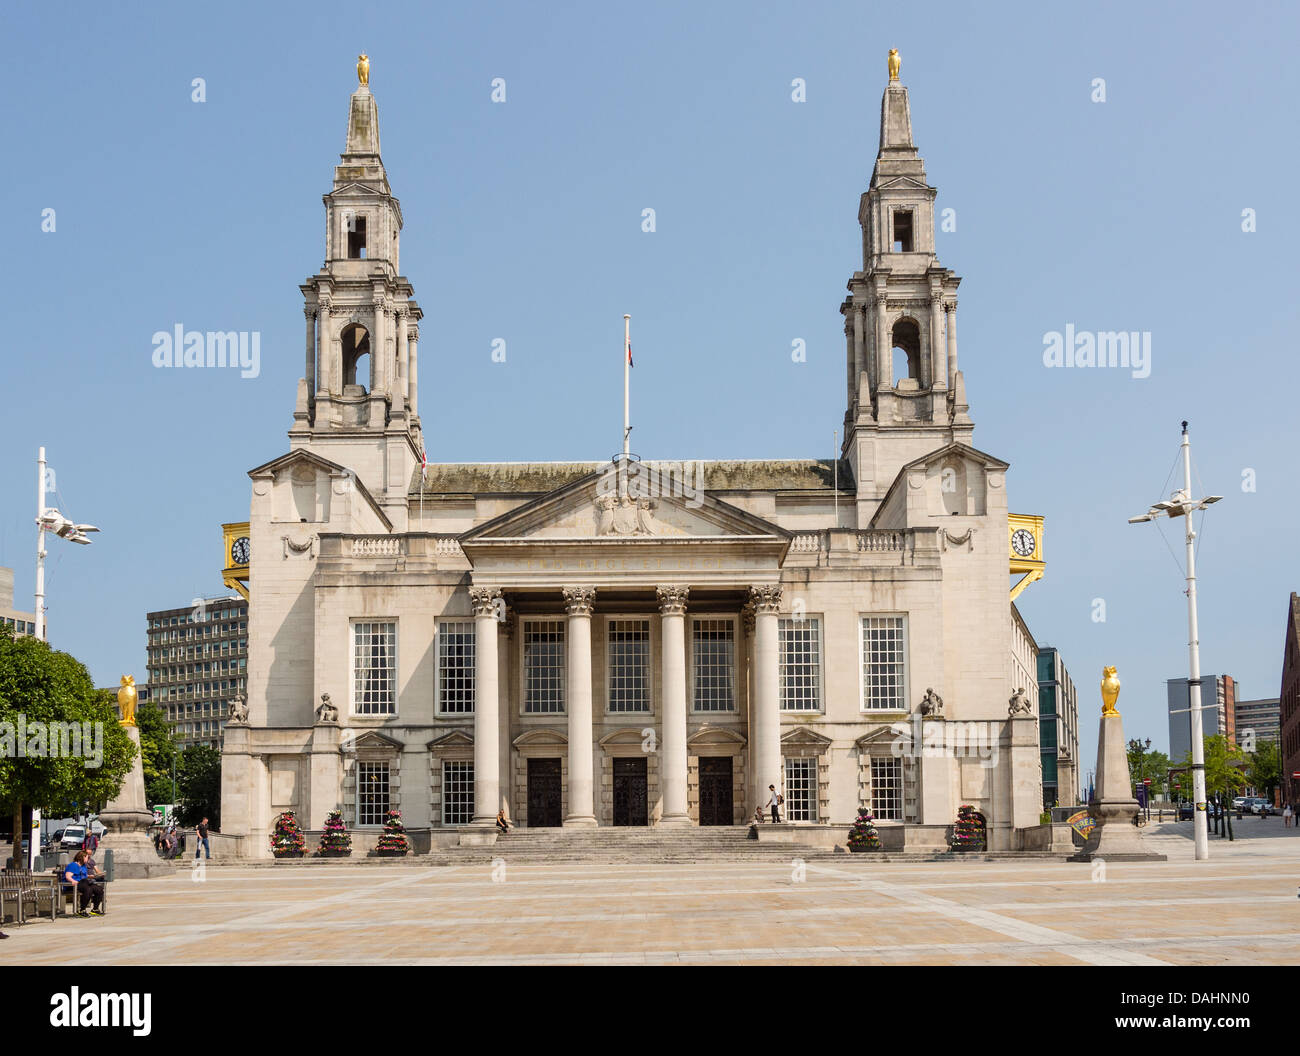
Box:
[445,825,834,864]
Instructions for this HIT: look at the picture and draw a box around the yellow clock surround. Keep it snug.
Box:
[1008,513,1045,601]
[222,521,251,600]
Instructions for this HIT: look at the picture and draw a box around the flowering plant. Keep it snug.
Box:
[318,809,352,854]
[270,810,307,856]
[847,807,882,851]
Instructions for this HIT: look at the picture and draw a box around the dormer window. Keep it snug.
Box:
[348,215,368,258]
[892,209,913,253]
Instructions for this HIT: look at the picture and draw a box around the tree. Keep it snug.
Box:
[1248,739,1281,800]
[175,745,221,829]
[136,696,179,807]
[1181,734,1249,800]
[0,627,134,851]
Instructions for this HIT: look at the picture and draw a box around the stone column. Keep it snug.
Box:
[470,587,502,824]
[408,325,420,418]
[929,291,947,391]
[852,301,865,393]
[843,315,855,413]
[563,586,598,827]
[371,294,388,395]
[397,308,410,408]
[317,294,332,396]
[874,289,890,389]
[498,608,514,816]
[945,301,958,386]
[304,305,317,397]
[657,585,691,827]
[750,585,782,814]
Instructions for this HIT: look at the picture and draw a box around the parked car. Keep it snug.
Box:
[1246,798,1272,816]
[59,825,87,849]
[1232,796,1248,810]
[1178,803,1194,820]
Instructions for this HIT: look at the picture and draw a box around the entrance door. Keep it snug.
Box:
[698,756,734,826]
[612,757,648,826]
[527,757,562,827]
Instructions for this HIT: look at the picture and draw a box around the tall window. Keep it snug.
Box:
[861,616,907,711]
[438,621,476,714]
[608,619,650,712]
[779,617,822,711]
[784,758,817,821]
[524,621,565,713]
[692,619,735,712]
[357,761,390,825]
[870,756,903,820]
[442,761,474,826]
[353,621,397,715]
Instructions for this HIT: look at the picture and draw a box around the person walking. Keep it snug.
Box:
[1285,803,1293,829]
[194,817,211,860]
[766,784,783,824]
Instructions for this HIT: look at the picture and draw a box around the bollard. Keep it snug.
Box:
[103,849,114,883]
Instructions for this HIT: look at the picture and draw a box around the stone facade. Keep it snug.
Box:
[220,68,1045,855]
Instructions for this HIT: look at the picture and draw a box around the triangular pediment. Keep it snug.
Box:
[875,175,930,192]
[462,470,790,544]
[427,729,474,750]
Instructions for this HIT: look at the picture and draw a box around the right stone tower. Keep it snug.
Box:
[841,54,971,523]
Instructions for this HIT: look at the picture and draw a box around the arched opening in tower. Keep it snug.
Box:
[890,318,922,386]
[341,323,372,393]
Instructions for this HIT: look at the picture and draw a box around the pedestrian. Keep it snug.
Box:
[495,809,511,834]
[194,817,211,860]
[1285,803,1293,829]
[766,784,783,824]
[63,851,104,916]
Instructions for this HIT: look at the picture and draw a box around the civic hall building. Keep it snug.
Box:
[221,60,1046,855]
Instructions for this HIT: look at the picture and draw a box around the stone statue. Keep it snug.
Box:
[228,694,249,724]
[919,687,944,716]
[1008,688,1033,716]
[357,53,369,88]
[888,48,901,83]
[1101,666,1121,716]
[317,693,339,724]
[117,675,138,727]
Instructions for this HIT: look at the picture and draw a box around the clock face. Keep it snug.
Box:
[1011,529,1036,558]
[231,537,251,565]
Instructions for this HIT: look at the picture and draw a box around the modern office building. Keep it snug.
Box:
[145,596,249,750]
[1233,696,1280,747]
[1036,646,1079,807]
[1167,674,1234,762]
[0,567,37,637]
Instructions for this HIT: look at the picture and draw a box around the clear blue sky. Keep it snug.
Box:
[2,1,1296,775]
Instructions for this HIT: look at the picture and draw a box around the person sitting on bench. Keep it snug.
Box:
[63,851,104,917]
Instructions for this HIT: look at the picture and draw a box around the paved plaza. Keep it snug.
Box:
[4,821,1298,965]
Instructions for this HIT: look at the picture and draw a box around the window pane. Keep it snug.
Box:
[870,756,903,820]
[357,761,390,825]
[779,617,821,711]
[784,758,817,821]
[861,616,906,710]
[524,621,565,713]
[353,621,396,715]
[608,619,650,713]
[438,621,476,713]
[442,761,475,825]
[692,619,734,712]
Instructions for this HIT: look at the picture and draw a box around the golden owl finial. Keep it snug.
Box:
[357,53,370,88]
[1100,666,1121,717]
[888,49,901,84]
[117,674,138,728]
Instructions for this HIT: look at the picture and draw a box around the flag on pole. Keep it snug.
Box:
[626,336,633,368]
[420,443,429,482]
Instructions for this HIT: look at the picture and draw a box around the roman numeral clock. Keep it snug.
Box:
[1008,513,1045,601]
[222,521,251,600]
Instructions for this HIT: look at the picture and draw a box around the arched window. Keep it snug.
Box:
[340,323,371,392]
[891,318,922,385]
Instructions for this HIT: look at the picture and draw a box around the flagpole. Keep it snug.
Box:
[623,314,631,463]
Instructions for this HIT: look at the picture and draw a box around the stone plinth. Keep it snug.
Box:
[99,726,171,878]
[1072,713,1165,862]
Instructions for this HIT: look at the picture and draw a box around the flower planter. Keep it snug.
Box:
[318,849,351,858]
[273,850,305,860]
[375,848,408,857]
[849,844,881,853]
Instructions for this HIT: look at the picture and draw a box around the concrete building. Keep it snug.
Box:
[1233,696,1280,748]
[220,59,1046,855]
[1036,646,1079,807]
[0,567,37,637]
[1167,674,1234,762]
[1282,594,1300,805]
[145,597,248,750]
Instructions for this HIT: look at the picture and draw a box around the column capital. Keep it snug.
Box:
[469,586,503,619]
[317,293,332,311]
[562,585,597,616]
[741,601,756,635]
[303,305,316,319]
[407,324,420,343]
[748,584,782,614]
[656,585,689,615]
[944,299,958,314]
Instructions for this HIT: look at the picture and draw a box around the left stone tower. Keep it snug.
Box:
[291,59,424,530]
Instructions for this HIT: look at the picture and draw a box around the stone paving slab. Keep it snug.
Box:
[3,828,1296,966]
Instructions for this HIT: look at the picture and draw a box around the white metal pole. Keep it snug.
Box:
[1182,422,1209,861]
[623,314,631,462]
[35,446,47,641]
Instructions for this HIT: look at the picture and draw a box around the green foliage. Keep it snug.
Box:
[1126,742,1171,795]
[1248,739,1280,798]
[0,627,135,822]
[1180,735,1250,799]
[175,745,221,829]
[136,696,178,805]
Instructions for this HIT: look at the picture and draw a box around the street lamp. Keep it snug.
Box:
[34,447,99,640]
[1128,421,1221,861]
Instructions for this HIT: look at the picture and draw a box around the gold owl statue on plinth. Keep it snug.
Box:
[117,675,138,727]
[357,53,370,87]
[888,49,901,83]
[1100,666,1121,717]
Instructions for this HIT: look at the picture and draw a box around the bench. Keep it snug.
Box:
[0,868,59,925]
[52,867,109,916]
